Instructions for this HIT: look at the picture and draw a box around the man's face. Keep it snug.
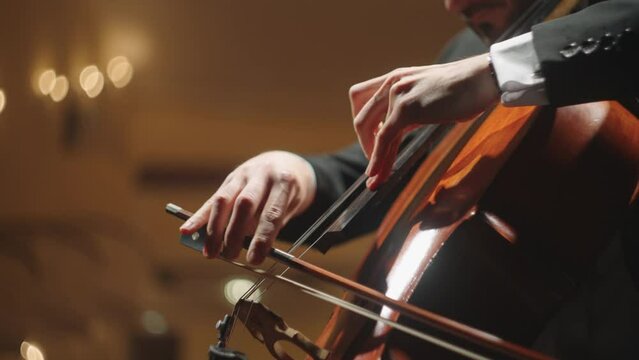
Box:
[444,0,535,42]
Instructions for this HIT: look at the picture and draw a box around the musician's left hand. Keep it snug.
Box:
[349,54,499,190]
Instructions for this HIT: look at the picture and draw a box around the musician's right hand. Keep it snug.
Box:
[179,151,317,265]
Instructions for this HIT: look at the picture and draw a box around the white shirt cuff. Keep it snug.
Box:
[489,32,549,106]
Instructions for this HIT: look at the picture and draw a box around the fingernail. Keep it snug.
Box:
[180,220,193,230]
[203,246,209,258]
[366,177,378,191]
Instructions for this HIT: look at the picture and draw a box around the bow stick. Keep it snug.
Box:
[166,203,553,360]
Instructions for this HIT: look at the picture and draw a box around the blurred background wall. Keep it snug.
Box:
[0,1,462,359]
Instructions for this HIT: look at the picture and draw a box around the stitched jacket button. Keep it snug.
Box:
[560,42,581,58]
[582,37,599,54]
[601,32,615,51]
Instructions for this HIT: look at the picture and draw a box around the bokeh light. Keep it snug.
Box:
[37,69,57,95]
[223,278,262,304]
[0,89,5,114]
[23,342,44,360]
[79,65,105,98]
[49,75,69,102]
[20,341,30,358]
[79,65,99,91]
[107,56,134,88]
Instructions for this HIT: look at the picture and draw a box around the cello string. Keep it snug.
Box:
[218,250,552,360]
[234,124,446,345]
[222,118,556,359]
[233,0,565,338]
[239,0,561,304]
[232,0,556,307]
[226,259,494,360]
[228,112,482,345]
[231,261,286,341]
[230,0,576,354]
[249,113,481,301]
[239,125,441,302]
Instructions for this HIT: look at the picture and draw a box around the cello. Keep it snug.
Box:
[171,0,639,358]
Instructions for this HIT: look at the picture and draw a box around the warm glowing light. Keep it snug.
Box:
[86,72,105,98]
[79,65,105,98]
[49,76,69,102]
[79,65,99,91]
[106,56,126,75]
[25,343,44,360]
[0,89,5,114]
[38,69,57,95]
[20,341,30,358]
[141,310,168,335]
[224,278,261,304]
[107,56,134,88]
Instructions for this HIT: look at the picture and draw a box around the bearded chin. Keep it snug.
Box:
[466,21,499,45]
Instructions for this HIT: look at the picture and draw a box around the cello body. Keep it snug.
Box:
[315,101,639,359]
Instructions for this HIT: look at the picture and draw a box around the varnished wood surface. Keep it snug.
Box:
[316,101,639,359]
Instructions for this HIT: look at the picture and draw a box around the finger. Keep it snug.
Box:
[203,178,245,258]
[221,175,270,260]
[180,201,213,235]
[365,76,416,177]
[354,77,399,159]
[366,104,404,182]
[366,135,401,190]
[349,73,390,117]
[247,173,294,265]
[350,67,418,117]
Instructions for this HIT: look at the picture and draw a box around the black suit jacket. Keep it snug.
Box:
[533,0,639,106]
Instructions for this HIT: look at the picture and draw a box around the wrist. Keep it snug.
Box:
[468,54,501,105]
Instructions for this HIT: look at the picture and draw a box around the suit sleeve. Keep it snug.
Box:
[532,0,639,106]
